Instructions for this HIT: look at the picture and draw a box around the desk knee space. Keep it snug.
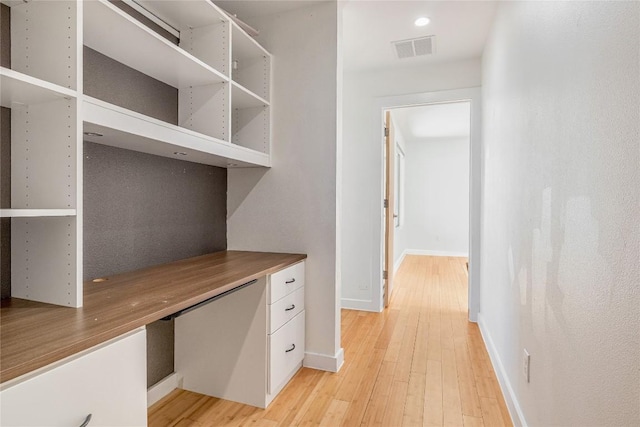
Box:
[175,261,306,408]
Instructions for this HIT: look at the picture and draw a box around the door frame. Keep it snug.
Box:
[374,87,482,321]
[383,111,396,308]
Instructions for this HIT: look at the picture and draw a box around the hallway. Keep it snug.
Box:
[149,256,512,426]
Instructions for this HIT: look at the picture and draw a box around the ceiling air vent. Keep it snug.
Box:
[392,36,436,59]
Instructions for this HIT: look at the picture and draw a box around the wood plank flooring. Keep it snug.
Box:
[148,255,512,427]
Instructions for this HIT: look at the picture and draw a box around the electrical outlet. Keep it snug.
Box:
[523,349,531,383]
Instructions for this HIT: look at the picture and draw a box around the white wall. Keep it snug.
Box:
[480,2,639,426]
[342,60,481,310]
[399,136,469,261]
[228,2,343,371]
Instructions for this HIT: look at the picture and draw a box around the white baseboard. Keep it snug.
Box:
[394,250,407,273]
[147,372,183,407]
[304,348,344,372]
[405,249,469,258]
[477,314,527,427]
[341,297,380,312]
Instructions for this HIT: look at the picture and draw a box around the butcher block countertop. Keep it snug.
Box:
[0,251,306,384]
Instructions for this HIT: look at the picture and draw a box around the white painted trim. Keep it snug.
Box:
[374,87,482,323]
[303,348,344,373]
[404,249,469,258]
[147,372,183,407]
[340,297,380,312]
[394,250,407,273]
[478,314,527,427]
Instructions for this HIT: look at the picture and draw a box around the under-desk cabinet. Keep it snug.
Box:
[175,261,305,408]
[0,328,147,427]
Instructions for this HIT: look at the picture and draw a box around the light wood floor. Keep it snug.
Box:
[148,255,512,427]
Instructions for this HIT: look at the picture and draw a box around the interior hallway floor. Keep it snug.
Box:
[149,255,512,426]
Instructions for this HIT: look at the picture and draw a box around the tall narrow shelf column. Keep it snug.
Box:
[0,1,83,307]
[230,23,271,156]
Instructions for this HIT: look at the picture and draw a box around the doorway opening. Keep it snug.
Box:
[382,99,475,316]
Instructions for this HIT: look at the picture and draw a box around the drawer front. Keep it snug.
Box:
[269,261,305,304]
[0,329,147,427]
[269,286,304,334]
[268,310,305,394]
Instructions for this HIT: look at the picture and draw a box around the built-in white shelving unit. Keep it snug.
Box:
[1,0,83,307]
[1,0,272,308]
[82,0,272,167]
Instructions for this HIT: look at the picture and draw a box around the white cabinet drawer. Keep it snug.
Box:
[268,310,304,394]
[269,286,304,334]
[268,261,305,304]
[0,328,147,427]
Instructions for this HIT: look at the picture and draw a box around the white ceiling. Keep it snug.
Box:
[343,0,497,71]
[391,101,470,142]
[213,1,323,22]
[213,0,497,72]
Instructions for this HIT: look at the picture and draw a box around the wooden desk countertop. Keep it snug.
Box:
[0,250,306,384]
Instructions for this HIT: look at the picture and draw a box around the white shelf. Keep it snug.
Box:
[83,96,270,168]
[232,81,269,110]
[0,67,76,108]
[0,209,77,218]
[84,0,228,89]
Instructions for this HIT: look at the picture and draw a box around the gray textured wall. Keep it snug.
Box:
[84,47,178,124]
[83,142,227,281]
[1,4,10,68]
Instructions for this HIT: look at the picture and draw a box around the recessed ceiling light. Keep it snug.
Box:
[414,17,430,27]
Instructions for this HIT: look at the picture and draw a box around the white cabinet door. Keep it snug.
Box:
[0,329,147,427]
[268,310,305,394]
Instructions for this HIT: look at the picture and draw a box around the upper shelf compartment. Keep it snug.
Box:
[2,0,79,90]
[136,0,231,77]
[83,0,227,89]
[231,23,271,102]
